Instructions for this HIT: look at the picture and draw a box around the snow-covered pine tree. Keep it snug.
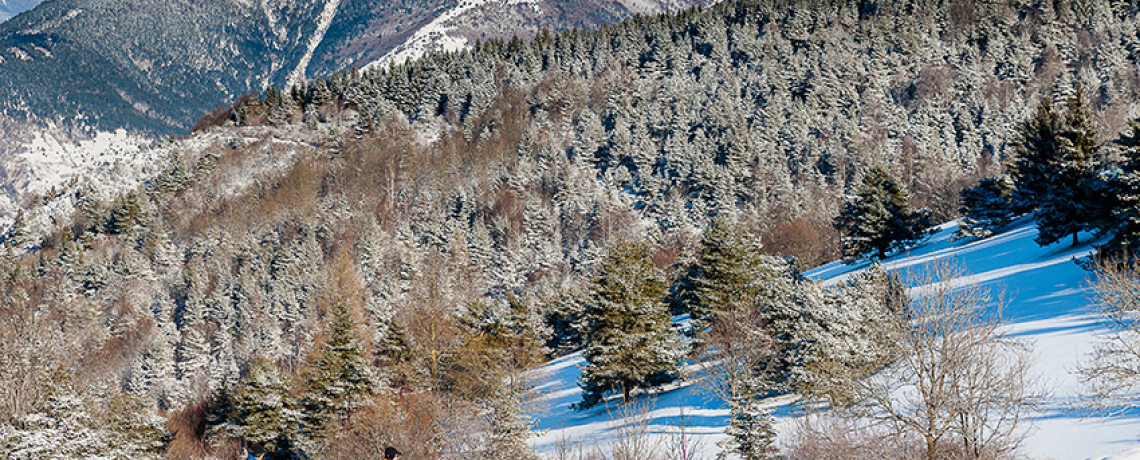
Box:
[106,190,144,235]
[789,266,909,405]
[834,166,933,263]
[576,239,685,409]
[671,217,793,343]
[1034,85,1112,246]
[0,379,165,459]
[543,288,589,356]
[234,358,302,457]
[954,175,1017,240]
[717,394,777,460]
[300,278,378,447]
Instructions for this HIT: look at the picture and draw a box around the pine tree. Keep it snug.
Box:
[954,175,1017,240]
[717,395,777,460]
[834,166,933,263]
[671,217,794,342]
[1107,118,1140,254]
[1008,96,1064,213]
[543,288,589,356]
[235,359,302,457]
[576,239,685,409]
[1035,86,1112,246]
[301,298,377,446]
[0,379,165,459]
[106,191,144,235]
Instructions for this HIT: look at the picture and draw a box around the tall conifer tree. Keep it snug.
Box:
[576,239,685,409]
[1034,86,1112,246]
[834,166,933,263]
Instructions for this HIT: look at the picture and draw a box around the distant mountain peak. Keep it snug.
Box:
[0,0,710,135]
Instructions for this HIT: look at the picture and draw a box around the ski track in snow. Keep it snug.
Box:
[529,219,1140,459]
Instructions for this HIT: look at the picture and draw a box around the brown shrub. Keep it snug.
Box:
[761,218,839,269]
[163,400,212,459]
[318,393,471,460]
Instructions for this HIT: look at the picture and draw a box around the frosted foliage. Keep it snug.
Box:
[0,384,163,460]
[788,267,908,403]
[578,240,685,408]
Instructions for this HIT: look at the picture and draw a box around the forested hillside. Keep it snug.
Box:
[3,0,1140,458]
[0,0,708,134]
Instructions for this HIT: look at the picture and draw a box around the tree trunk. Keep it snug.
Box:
[1073,232,1080,247]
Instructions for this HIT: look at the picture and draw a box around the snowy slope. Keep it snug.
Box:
[528,219,1140,459]
[366,0,507,69]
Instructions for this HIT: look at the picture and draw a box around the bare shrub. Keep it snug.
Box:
[605,399,660,460]
[782,416,924,460]
[662,404,707,460]
[761,218,837,270]
[1079,256,1140,413]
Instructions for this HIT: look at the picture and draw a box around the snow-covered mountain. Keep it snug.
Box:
[0,0,710,223]
[0,0,710,135]
[529,220,1140,459]
[0,0,41,23]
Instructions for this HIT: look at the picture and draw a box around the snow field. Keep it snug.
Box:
[528,218,1140,459]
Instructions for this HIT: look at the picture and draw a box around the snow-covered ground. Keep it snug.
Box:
[366,0,508,70]
[0,123,321,244]
[528,218,1140,459]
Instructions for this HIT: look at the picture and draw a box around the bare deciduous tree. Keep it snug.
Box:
[846,262,1045,460]
[696,304,782,405]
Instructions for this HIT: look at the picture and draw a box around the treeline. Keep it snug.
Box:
[228,0,1140,251]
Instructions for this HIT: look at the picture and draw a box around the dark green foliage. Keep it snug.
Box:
[106,191,143,235]
[1107,118,1140,255]
[1032,87,1113,246]
[954,175,1017,240]
[543,288,589,356]
[233,359,300,458]
[835,166,933,263]
[671,218,794,342]
[301,301,377,444]
[576,239,685,409]
[1008,97,1064,213]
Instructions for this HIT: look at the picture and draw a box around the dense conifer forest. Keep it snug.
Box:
[6,0,1140,457]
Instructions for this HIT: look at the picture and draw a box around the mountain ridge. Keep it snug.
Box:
[0,0,710,134]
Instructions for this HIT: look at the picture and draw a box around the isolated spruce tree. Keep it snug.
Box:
[955,175,1017,240]
[1034,86,1112,246]
[234,359,301,457]
[576,239,685,409]
[301,300,377,445]
[834,166,933,263]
